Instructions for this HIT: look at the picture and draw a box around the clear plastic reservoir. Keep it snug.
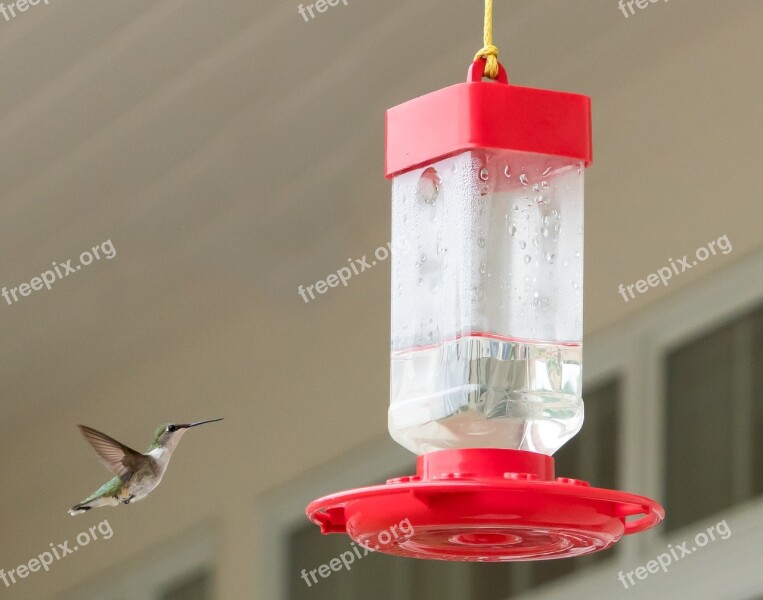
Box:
[389,149,584,455]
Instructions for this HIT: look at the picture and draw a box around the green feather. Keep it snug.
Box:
[83,475,123,502]
[148,424,170,451]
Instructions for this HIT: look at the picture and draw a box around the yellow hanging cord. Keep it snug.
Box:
[474,0,500,79]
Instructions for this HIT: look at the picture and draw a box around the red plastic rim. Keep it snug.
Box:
[306,449,664,562]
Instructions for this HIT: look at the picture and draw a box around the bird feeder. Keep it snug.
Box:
[307,52,663,561]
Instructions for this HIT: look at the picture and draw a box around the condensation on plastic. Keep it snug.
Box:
[389,149,585,455]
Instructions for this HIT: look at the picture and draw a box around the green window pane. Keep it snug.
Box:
[160,570,212,600]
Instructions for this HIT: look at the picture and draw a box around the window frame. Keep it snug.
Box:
[60,525,215,600]
[260,249,763,600]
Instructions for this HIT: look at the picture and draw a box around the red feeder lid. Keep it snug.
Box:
[385,59,593,178]
[307,449,664,561]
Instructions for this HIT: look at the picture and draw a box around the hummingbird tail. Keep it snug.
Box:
[68,494,120,516]
[68,503,92,516]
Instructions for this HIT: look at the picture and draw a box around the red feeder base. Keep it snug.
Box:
[306,449,664,562]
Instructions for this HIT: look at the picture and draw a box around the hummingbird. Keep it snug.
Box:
[68,418,223,516]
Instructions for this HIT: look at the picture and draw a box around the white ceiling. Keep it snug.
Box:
[0,0,761,435]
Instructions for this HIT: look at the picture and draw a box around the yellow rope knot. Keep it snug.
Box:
[474,44,500,80]
[474,0,501,80]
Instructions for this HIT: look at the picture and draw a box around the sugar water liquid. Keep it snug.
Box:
[389,334,582,454]
[389,150,585,455]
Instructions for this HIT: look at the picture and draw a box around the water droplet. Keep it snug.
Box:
[519,174,529,186]
[572,280,579,290]
[533,291,540,299]
[508,225,517,236]
[545,252,556,263]
[574,251,581,258]
[532,183,540,192]
[541,181,550,190]
[524,255,532,264]
[504,165,511,178]
[519,240,527,249]
[420,254,427,263]
[542,166,553,176]
[417,278,424,286]
[536,195,547,205]
[541,227,549,238]
[532,238,539,247]
[479,167,489,181]
[478,238,486,248]
[417,167,441,204]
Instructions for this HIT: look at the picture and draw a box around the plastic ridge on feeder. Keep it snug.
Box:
[306,57,664,562]
[308,449,663,561]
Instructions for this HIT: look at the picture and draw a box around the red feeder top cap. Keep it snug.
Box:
[385,59,593,178]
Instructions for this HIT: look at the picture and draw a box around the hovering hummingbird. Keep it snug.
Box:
[68,419,223,516]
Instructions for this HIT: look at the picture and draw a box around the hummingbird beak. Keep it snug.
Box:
[177,418,224,429]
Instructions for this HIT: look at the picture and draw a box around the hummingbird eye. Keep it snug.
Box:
[167,425,177,433]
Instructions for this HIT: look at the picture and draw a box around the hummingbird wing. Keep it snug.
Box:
[77,425,148,481]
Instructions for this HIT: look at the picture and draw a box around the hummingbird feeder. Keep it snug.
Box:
[307,2,664,561]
